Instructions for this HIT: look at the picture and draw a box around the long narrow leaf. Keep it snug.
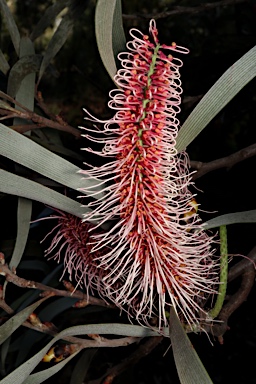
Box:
[0,0,20,55]
[0,169,84,219]
[0,297,49,346]
[204,210,256,229]
[23,350,81,384]
[30,0,69,41]
[0,49,10,75]
[7,54,42,98]
[70,349,98,384]
[9,37,36,270]
[9,198,32,270]
[176,45,256,152]
[37,1,88,84]
[0,123,104,198]
[169,308,213,384]
[0,323,167,384]
[37,14,72,84]
[95,0,126,82]
[112,0,126,61]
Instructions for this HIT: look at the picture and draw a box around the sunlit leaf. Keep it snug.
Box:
[169,308,213,384]
[176,45,256,152]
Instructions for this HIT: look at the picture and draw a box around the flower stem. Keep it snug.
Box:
[209,225,228,319]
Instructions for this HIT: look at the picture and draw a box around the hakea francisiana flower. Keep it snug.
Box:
[78,20,218,327]
[43,211,111,296]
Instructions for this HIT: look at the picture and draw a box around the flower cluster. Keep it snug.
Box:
[47,20,218,328]
[43,212,108,296]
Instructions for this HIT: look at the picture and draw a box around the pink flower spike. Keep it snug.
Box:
[80,20,218,328]
[43,212,111,297]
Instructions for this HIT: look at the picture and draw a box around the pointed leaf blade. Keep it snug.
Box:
[0,0,20,55]
[0,169,84,219]
[95,0,126,82]
[204,210,256,229]
[0,323,167,384]
[176,45,256,152]
[0,297,49,346]
[0,124,104,198]
[169,308,213,384]
[30,0,69,41]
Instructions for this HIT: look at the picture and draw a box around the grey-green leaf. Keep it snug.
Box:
[7,54,42,98]
[0,297,49,346]
[0,0,20,56]
[37,15,72,84]
[204,210,256,229]
[0,323,167,384]
[37,0,88,85]
[0,169,84,219]
[0,123,104,198]
[112,0,126,60]
[169,308,213,384]
[176,45,256,152]
[0,49,10,75]
[9,198,32,270]
[30,0,69,41]
[8,37,36,270]
[23,350,81,384]
[95,0,126,82]
[70,349,98,384]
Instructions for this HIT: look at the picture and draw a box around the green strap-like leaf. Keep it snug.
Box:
[9,198,33,270]
[176,45,256,152]
[0,49,10,75]
[0,169,84,219]
[0,323,167,384]
[37,13,72,84]
[6,54,42,98]
[169,308,213,384]
[23,350,81,384]
[70,349,98,384]
[95,0,126,82]
[112,0,126,60]
[204,209,256,229]
[0,297,49,346]
[37,1,88,84]
[30,0,69,41]
[0,0,20,56]
[0,123,104,199]
[8,38,36,271]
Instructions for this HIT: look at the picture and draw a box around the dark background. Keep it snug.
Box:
[1,0,256,383]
